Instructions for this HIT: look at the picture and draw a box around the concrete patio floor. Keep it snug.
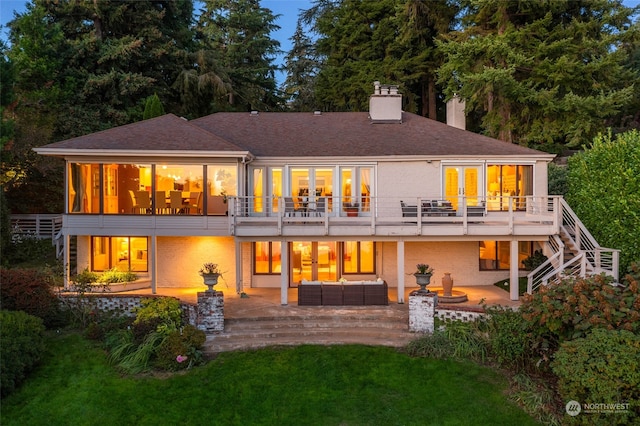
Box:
[117,284,520,319]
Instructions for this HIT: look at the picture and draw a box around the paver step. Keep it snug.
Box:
[205,331,417,353]
[204,314,417,354]
[224,318,408,331]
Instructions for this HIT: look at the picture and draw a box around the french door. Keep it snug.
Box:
[291,241,337,285]
[444,165,482,210]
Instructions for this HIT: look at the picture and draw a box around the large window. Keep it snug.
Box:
[479,241,533,270]
[486,165,533,211]
[254,242,281,274]
[68,162,237,216]
[92,236,148,272]
[343,241,375,274]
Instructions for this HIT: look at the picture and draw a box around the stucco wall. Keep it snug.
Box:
[379,241,511,288]
[376,161,441,199]
[157,236,236,288]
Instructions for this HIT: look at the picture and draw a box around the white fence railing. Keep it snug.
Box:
[527,199,619,293]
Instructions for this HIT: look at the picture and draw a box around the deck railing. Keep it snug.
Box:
[9,214,63,240]
[229,195,560,237]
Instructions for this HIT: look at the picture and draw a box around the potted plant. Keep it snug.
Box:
[414,263,434,293]
[199,262,223,292]
[343,202,360,217]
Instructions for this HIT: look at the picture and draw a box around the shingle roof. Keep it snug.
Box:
[191,111,547,157]
[38,114,243,152]
[37,111,551,159]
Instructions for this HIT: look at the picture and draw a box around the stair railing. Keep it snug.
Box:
[528,199,620,293]
[527,234,564,293]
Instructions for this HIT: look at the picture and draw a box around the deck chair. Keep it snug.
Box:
[309,197,326,217]
[400,200,417,217]
[284,197,297,217]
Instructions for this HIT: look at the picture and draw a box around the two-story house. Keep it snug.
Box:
[35,83,617,305]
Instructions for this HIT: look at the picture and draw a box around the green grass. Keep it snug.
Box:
[1,333,540,425]
[493,277,529,296]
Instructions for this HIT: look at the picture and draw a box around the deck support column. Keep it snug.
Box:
[235,243,242,294]
[397,241,405,303]
[510,240,519,301]
[280,240,288,305]
[64,234,70,290]
[150,235,157,294]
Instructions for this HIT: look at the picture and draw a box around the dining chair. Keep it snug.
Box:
[134,190,151,214]
[155,191,168,214]
[169,191,185,214]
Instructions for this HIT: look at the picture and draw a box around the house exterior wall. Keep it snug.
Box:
[156,236,236,288]
[377,161,440,199]
[379,241,511,288]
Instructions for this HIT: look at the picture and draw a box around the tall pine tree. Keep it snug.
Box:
[281,20,320,111]
[197,0,282,111]
[437,0,639,151]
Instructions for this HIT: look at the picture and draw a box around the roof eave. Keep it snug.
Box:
[33,148,254,160]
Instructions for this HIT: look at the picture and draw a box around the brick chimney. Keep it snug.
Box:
[369,81,402,123]
[446,95,466,130]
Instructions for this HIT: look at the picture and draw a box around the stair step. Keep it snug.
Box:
[224,318,408,332]
[204,315,415,354]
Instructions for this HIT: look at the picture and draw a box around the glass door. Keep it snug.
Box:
[291,241,337,285]
[444,165,482,211]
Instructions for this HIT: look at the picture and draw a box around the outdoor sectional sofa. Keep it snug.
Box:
[298,279,389,306]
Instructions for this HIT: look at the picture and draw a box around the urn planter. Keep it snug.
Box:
[414,273,433,293]
[201,273,220,292]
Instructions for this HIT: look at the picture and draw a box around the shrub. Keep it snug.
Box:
[566,129,640,273]
[0,310,46,398]
[105,297,188,374]
[522,249,548,271]
[154,325,206,371]
[5,226,55,265]
[481,306,533,371]
[551,329,640,425]
[519,274,640,366]
[133,297,182,335]
[0,267,65,328]
[406,319,487,363]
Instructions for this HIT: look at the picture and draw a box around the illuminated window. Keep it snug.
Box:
[253,242,281,274]
[343,241,375,274]
[486,165,533,211]
[91,236,148,272]
[479,241,533,270]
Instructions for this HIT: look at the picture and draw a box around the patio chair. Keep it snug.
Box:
[284,197,297,217]
[308,197,326,217]
[400,201,417,217]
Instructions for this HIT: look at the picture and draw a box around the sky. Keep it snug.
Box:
[0,0,313,83]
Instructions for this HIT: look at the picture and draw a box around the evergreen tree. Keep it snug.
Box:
[197,0,283,111]
[143,93,166,120]
[281,20,320,111]
[437,0,639,152]
[301,0,457,115]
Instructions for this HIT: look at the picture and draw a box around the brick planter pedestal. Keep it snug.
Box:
[409,291,437,333]
[196,291,224,332]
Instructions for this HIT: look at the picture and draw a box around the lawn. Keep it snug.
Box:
[1,333,539,425]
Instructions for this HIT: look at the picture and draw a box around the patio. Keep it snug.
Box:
[118,285,521,319]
